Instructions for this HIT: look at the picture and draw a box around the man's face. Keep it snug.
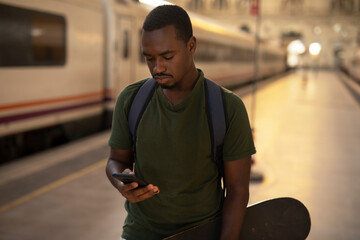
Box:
[141,25,195,89]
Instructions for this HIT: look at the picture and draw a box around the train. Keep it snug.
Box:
[0,0,287,163]
[339,46,360,83]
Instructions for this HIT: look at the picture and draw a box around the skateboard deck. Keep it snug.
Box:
[163,197,311,240]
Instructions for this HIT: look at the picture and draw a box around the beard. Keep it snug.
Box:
[153,73,176,89]
[159,82,177,89]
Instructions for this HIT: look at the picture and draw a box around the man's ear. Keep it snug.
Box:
[187,36,196,53]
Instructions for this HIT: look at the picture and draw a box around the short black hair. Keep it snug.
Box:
[142,5,193,43]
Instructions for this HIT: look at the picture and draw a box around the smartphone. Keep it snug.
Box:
[112,173,148,187]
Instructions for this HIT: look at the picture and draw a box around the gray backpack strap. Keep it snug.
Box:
[204,78,227,177]
[128,78,158,145]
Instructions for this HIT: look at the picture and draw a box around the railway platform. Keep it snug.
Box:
[0,70,359,240]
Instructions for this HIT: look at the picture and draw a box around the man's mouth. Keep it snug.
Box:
[153,73,173,80]
[153,74,173,85]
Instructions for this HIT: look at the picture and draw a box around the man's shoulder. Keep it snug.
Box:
[216,86,248,120]
[220,86,244,106]
[123,79,149,94]
[117,79,149,101]
[114,79,151,113]
[202,77,245,110]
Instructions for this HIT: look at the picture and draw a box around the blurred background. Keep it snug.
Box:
[175,0,360,70]
[0,0,359,239]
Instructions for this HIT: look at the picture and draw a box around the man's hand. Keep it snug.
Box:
[106,148,160,203]
[114,169,160,203]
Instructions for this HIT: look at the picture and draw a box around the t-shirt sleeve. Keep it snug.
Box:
[108,82,144,150]
[222,91,256,161]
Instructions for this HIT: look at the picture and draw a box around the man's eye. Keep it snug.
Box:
[164,56,174,60]
[145,57,153,62]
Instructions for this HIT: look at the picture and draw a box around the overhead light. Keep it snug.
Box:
[287,40,306,54]
[287,55,299,67]
[309,42,322,56]
[139,0,173,8]
[313,26,322,35]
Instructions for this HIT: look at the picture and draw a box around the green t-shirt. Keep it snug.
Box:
[109,70,256,240]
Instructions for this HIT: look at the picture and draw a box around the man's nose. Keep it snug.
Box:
[153,58,166,74]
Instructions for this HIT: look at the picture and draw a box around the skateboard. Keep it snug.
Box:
[163,197,311,240]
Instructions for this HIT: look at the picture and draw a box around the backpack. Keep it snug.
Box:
[128,77,227,180]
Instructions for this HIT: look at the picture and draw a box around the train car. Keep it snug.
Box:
[340,46,360,83]
[0,0,287,162]
[0,0,108,162]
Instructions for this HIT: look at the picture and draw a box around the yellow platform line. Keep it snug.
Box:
[0,159,108,214]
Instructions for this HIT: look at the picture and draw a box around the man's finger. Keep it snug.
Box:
[130,187,160,203]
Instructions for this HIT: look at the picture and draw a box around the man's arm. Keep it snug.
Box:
[220,156,252,240]
[106,147,159,203]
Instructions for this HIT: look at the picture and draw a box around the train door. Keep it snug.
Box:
[115,16,134,96]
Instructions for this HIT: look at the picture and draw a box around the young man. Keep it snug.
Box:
[106,5,256,240]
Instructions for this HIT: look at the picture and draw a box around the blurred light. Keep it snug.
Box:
[31,28,44,37]
[287,54,299,67]
[313,26,322,35]
[287,40,306,54]
[287,40,306,68]
[333,23,341,34]
[309,42,322,56]
[139,0,173,8]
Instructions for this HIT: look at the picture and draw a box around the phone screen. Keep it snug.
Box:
[112,173,148,187]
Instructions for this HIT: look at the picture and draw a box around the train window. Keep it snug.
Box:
[261,52,283,62]
[195,39,254,63]
[0,3,66,67]
[123,30,129,59]
[195,40,217,62]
